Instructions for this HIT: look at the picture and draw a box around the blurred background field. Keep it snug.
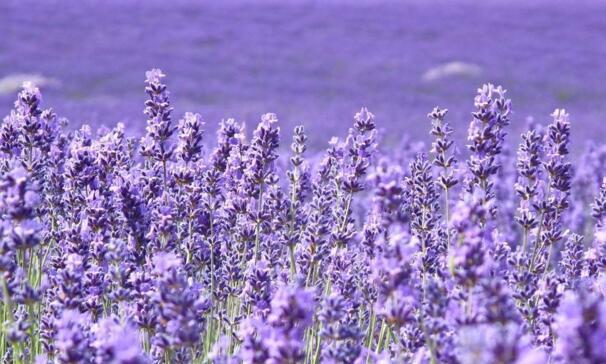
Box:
[1,0,605,148]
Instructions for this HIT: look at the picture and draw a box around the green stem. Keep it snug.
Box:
[365,310,376,363]
[521,227,528,255]
[444,187,451,252]
[253,185,265,262]
[288,245,297,277]
[375,320,387,353]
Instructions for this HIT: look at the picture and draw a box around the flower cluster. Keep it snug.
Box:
[0,71,605,364]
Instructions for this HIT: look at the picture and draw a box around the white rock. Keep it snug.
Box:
[0,73,60,94]
[422,61,482,82]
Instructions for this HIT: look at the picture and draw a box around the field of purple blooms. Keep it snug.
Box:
[1,66,606,364]
[2,0,606,146]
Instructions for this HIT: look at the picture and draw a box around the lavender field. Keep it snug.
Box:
[2,0,606,145]
[2,1,606,364]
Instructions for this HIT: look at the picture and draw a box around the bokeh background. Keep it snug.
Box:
[1,0,605,148]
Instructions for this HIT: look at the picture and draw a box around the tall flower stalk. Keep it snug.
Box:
[515,126,543,254]
[528,109,572,274]
[428,107,458,252]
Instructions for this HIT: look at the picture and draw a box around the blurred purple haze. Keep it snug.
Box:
[1,0,605,149]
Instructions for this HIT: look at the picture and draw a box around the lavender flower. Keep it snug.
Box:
[528,109,572,273]
[553,291,606,363]
[515,127,543,253]
[457,323,546,364]
[404,154,441,275]
[140,69,175,188]
[91,318,148,364]
[465,84,512,222]
[176,112,204,165]
[55,310,92,364]
[428,107,458,252]
[150,252,208,359]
